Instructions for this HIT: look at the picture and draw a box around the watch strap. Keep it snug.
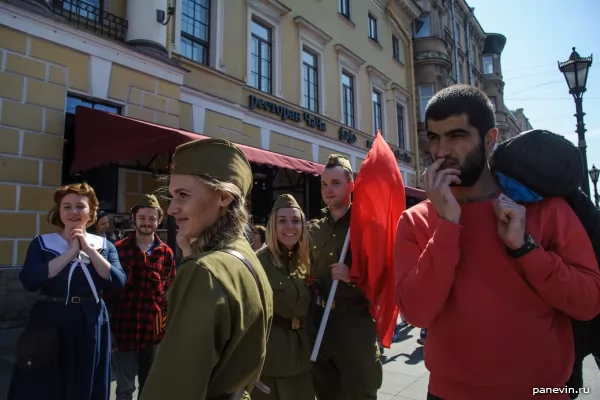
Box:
[507,234,538,259]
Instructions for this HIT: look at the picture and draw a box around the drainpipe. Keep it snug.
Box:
[465,8,474,85]
[450,0,459,83]
[385,1,421,187]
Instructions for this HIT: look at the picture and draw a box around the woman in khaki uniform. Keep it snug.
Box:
[253,194,315,400]
[141,138,274,400]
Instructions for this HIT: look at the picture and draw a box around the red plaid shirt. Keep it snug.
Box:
[104,233,176,352]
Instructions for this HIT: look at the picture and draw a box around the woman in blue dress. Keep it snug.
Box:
[8,182,127,400]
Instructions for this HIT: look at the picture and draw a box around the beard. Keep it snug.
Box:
[136,226,155,237]
[439,140,486,187]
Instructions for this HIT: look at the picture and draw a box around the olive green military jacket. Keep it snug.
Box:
[308,205,367,301]
[257,246,313,378]
[140,237,274,400]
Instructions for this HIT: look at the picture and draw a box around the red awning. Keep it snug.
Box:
[71,106,324,176]
[71,106,426,199]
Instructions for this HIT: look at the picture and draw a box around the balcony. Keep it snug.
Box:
[483,33,506,56]
[15,0,128,42]
[413,36,452,70]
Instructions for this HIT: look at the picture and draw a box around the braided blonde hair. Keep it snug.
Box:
[189,176,250,253]
[157,174,251,253]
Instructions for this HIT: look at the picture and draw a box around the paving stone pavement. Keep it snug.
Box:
[1,325,599,399]
[378,325,600,399]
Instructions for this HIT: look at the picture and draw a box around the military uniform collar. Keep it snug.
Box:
[322,204,352,224]
[278,243,296,264]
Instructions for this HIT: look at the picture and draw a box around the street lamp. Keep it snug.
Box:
[589,164,600,207]
[558,47,593,197]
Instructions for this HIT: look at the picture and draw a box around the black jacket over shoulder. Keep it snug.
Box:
[490,129,600,361]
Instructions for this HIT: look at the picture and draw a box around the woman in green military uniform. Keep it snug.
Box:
[253,194,315,400]
[141,138,274,400]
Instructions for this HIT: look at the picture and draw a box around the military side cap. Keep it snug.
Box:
[170,138,253,196]
[326,154,352,173]
[271,194,301,214]
[134,194,161,210]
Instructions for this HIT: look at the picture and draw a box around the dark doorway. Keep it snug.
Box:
[249,164,322,224]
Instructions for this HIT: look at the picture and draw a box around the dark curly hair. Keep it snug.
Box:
[425,84,496,138]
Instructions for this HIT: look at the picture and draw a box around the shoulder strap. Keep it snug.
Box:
[219,249,267,316]
[218,249,271,398]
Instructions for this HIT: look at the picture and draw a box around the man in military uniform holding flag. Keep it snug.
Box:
[308,154,382,399]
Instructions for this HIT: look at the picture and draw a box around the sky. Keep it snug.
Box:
[465,0,600,194]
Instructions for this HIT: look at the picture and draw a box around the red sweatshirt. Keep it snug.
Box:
[394,197,600,400]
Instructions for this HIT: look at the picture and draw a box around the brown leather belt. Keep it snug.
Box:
[272,315,302,330]
[39,295,96,304]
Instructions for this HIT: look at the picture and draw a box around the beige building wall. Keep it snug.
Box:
[177,0,419,180]
[0,24,186,266]
[0,2,186,324]
[0,0,422,326]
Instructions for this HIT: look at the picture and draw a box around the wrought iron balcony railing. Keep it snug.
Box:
[49,0,128,42]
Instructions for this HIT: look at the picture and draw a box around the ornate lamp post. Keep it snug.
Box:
[558,47,593,197]
[589,164,600,207]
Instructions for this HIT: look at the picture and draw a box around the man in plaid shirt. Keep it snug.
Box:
[104,194,176,400]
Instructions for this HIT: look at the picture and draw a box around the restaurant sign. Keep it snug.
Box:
[248,95,326,132]
[366,139,412,163]
[338,127,357,144]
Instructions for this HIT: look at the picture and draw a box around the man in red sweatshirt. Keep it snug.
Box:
[394,84,600,400]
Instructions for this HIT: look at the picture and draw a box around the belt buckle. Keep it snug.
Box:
[71,296,81,303]
[321,298,335,310]
[291,317,301,330]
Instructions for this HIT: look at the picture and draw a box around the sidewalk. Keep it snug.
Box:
[0,327,134,400]
[1,325,599,399]
[379,325,600,399]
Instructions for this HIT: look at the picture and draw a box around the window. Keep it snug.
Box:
[396,103,405,149]
[65,96,119,115]
[483,55,494,74]
[368,14,378,42]
[414,15,430,38]
[250,18,272,94]
[63,0,103,20]
[489,96,497,111]
[339,0,350,19]
[372,90,383,135]
[341,71,355,128]
[419,85,434,122]
[302,48,319,112]
[392,36,402,62]
[180,0,211,65]
[296,16,329,112]
[337,44,363,129]
[63,95,121,211]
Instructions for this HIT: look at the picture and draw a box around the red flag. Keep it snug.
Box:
[350,131,406,348]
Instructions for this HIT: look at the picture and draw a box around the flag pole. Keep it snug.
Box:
[310,228,351,362]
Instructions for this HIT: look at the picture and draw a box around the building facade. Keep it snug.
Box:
[0,0,422,327]
[411,0,533,167]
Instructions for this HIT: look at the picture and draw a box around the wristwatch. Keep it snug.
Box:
[506,234,539,259]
